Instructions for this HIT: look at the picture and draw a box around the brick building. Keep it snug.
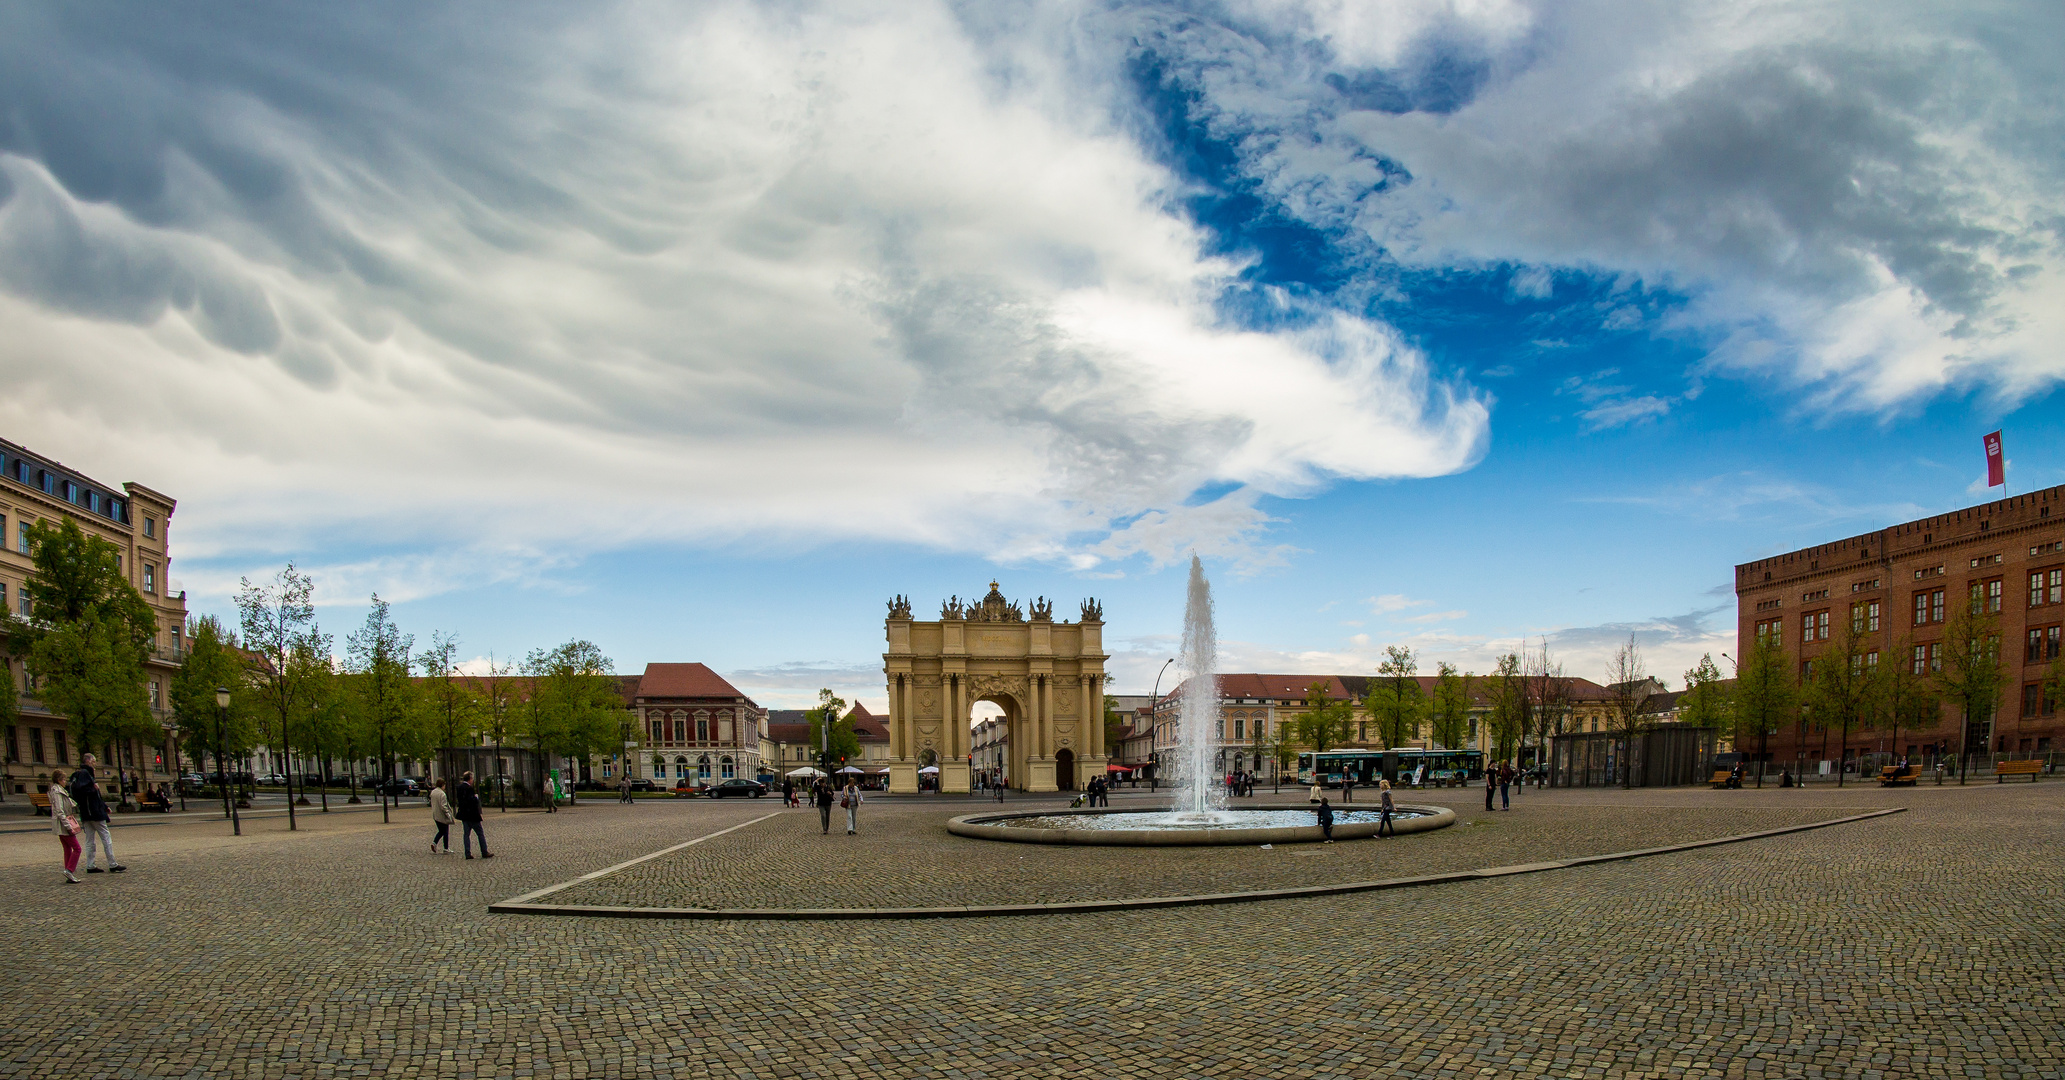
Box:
[632,663,768,785]
[1734,483,2065,766]
[1,438,188,803]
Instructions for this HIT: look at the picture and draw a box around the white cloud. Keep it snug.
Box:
[0,0,1490,601]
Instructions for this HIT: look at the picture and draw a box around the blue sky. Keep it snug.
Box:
[3,1,2060,708]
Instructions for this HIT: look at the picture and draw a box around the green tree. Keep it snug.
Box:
[475,654,519,809]
[1733,631,1796,787]
[1935,599,2008,782]
[237,565,327,828]
[1868,637,1937,773]
[294,645,349,811]
[1486,653,1527,764]
[1429,662,1473,752]
[171,616,256,816]
[11,518,161,807]
[1523,642,1568,769]
[1266,718,1298,793]
[1679,654,1732,732]
[1367,647,1425,773]
[419,631,481,779]
[345,594,418,822]
[807,688,860,770]
[1295,681,1352,757]
[528,639,621,806]
[1804,615,1874,787]
[1602,635,1649,788]
[1103,694,1126,757]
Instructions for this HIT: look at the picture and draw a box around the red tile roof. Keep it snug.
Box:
[636,663,749,701]
[1159,672,1613,707]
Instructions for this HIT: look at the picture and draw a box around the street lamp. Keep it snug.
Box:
[1147,657,1174,792]
[215,686,240,837]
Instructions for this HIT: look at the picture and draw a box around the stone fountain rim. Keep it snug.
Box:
[945,802,1457,846]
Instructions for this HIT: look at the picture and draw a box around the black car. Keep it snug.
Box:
[704,778,767,798]
[626,777,660,793]
[373,777,420,797]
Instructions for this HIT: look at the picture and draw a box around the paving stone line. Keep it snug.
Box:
[488,806,1905,920]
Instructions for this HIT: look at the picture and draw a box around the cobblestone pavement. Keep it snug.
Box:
[0,783,2059,1079]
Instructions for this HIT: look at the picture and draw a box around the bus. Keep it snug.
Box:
[1296,748,1484,788]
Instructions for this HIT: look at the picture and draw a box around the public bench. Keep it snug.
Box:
[1996,759,2043,783]
[1877,764,1922,786]
[1708,770,1736,789]
[27,793,52,816]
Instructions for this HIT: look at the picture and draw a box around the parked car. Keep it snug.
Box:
[177,774,209,793]
[255,773,288,786]
[705,778,768,799]
[626,777,660,793]
[373,777,420,797]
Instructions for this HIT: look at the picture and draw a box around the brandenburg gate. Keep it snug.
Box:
[882,583,1108,794]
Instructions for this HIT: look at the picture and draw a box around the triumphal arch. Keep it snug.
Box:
[883,583,1108,794]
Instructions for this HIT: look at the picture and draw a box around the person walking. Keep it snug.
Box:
[1341,774,1355,803]
[1316,797,1334,843]
[428,778,454,854]
[69,753,123,874]
[1377,779,1396,838]
[49,770,84,883]
[619,774,633,803]
[814,778,835,835]
[1484,765,1496,812]
[455,771,492,859]
[782,778,795,809]
[1499,762,1513,811]
[841,779,863,835]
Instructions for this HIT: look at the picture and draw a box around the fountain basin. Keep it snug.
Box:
[947,803,1456,846]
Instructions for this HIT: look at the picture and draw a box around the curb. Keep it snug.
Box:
[488,806,1906,921]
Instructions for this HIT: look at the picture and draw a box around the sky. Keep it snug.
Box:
[4,1,2061,711]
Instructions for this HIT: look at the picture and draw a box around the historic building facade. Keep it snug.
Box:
[1,438,187,802]
[1735,483,2065,764]
[631,663,767,784]
[882,583,1108,793]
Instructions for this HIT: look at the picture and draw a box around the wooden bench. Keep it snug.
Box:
[27,793,52,816]
[1709,770,1736,789]
[1877,764,1922,786]
[1996,760,2043,783]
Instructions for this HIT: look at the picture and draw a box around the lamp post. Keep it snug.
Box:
[215,686,240,836]
[1147,657,1174,792]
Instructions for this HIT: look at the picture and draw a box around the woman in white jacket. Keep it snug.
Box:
[428,778,454,854]
[48,770,83,883]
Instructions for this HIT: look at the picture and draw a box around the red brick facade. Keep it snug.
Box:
[1735,483,2065,764]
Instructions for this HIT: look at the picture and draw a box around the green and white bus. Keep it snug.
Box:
[1297,748,1484,788]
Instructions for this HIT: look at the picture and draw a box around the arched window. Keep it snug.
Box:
[698,755,712,779]
[673,755,689,779]
[721,756,734,779]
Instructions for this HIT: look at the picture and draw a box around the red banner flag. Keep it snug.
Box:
[1985,430,2005,487]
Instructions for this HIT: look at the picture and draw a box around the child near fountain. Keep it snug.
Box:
[1316,797,1334,843]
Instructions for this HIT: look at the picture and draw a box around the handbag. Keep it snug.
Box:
[838,794,851,808]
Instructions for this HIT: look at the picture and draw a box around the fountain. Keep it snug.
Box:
[948,556,1455,846]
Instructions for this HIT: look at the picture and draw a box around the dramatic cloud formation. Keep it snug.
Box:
[0,0,2054,607]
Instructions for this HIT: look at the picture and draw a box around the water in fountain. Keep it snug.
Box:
[1174,554,1225,818]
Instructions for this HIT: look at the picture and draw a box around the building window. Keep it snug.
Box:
[698,755,712,779]
[721,756,735,779]
[2032,569,2064,608]
[1233,717,1245,740]
[674,755,689,778]
[2028,626,2062,663]
[650,719,664,744]
[52,730,65,763]
[143,564,156,594]
[2,724,12,763]
[30,727,45,764]
[144,516,156,539]
[1803,611,1829,643]
[150,680,161,709]
[695,712,709,742]
[1927,642,1942,673]
[16,522,28,554]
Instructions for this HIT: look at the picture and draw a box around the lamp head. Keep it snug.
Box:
[215,687,231,709]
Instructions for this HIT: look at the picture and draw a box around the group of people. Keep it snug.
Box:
[1483,761,1520,810]
[780,776,865,835]
[426,773,493,858]
[44,753,123,883]
[1224,771,1259,797]
[1313,778,1398,843]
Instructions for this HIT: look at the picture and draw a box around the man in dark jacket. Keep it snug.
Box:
[1316,797,1334,843]
[813,777,835,835]
[455,771,492,859]
[70,752,124,873]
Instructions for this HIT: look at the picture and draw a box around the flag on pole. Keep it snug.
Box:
[1984,430,2005,487]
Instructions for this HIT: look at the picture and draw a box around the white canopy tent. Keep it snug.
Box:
[918,765,940,774]
[786,767,826,779]
[835,766,867,775]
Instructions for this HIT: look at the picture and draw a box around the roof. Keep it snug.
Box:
[636,663,749,702]
[766,711,812,744]
[1159,672,1615,708]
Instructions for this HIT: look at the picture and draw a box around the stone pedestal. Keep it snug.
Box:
[1027,759,1056,792]
[939,759,971,794]
[888,761,919,795]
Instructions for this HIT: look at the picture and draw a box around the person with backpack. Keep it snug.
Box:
[69,753,123,874]
[840,779,863,835]
[455,771,492,859]
[48,770,85,884]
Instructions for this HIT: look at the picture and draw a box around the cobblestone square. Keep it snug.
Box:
[1,782,2059,1079]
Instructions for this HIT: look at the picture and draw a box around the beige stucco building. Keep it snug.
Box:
[883,583,1108,793]
[2,438,188,802]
